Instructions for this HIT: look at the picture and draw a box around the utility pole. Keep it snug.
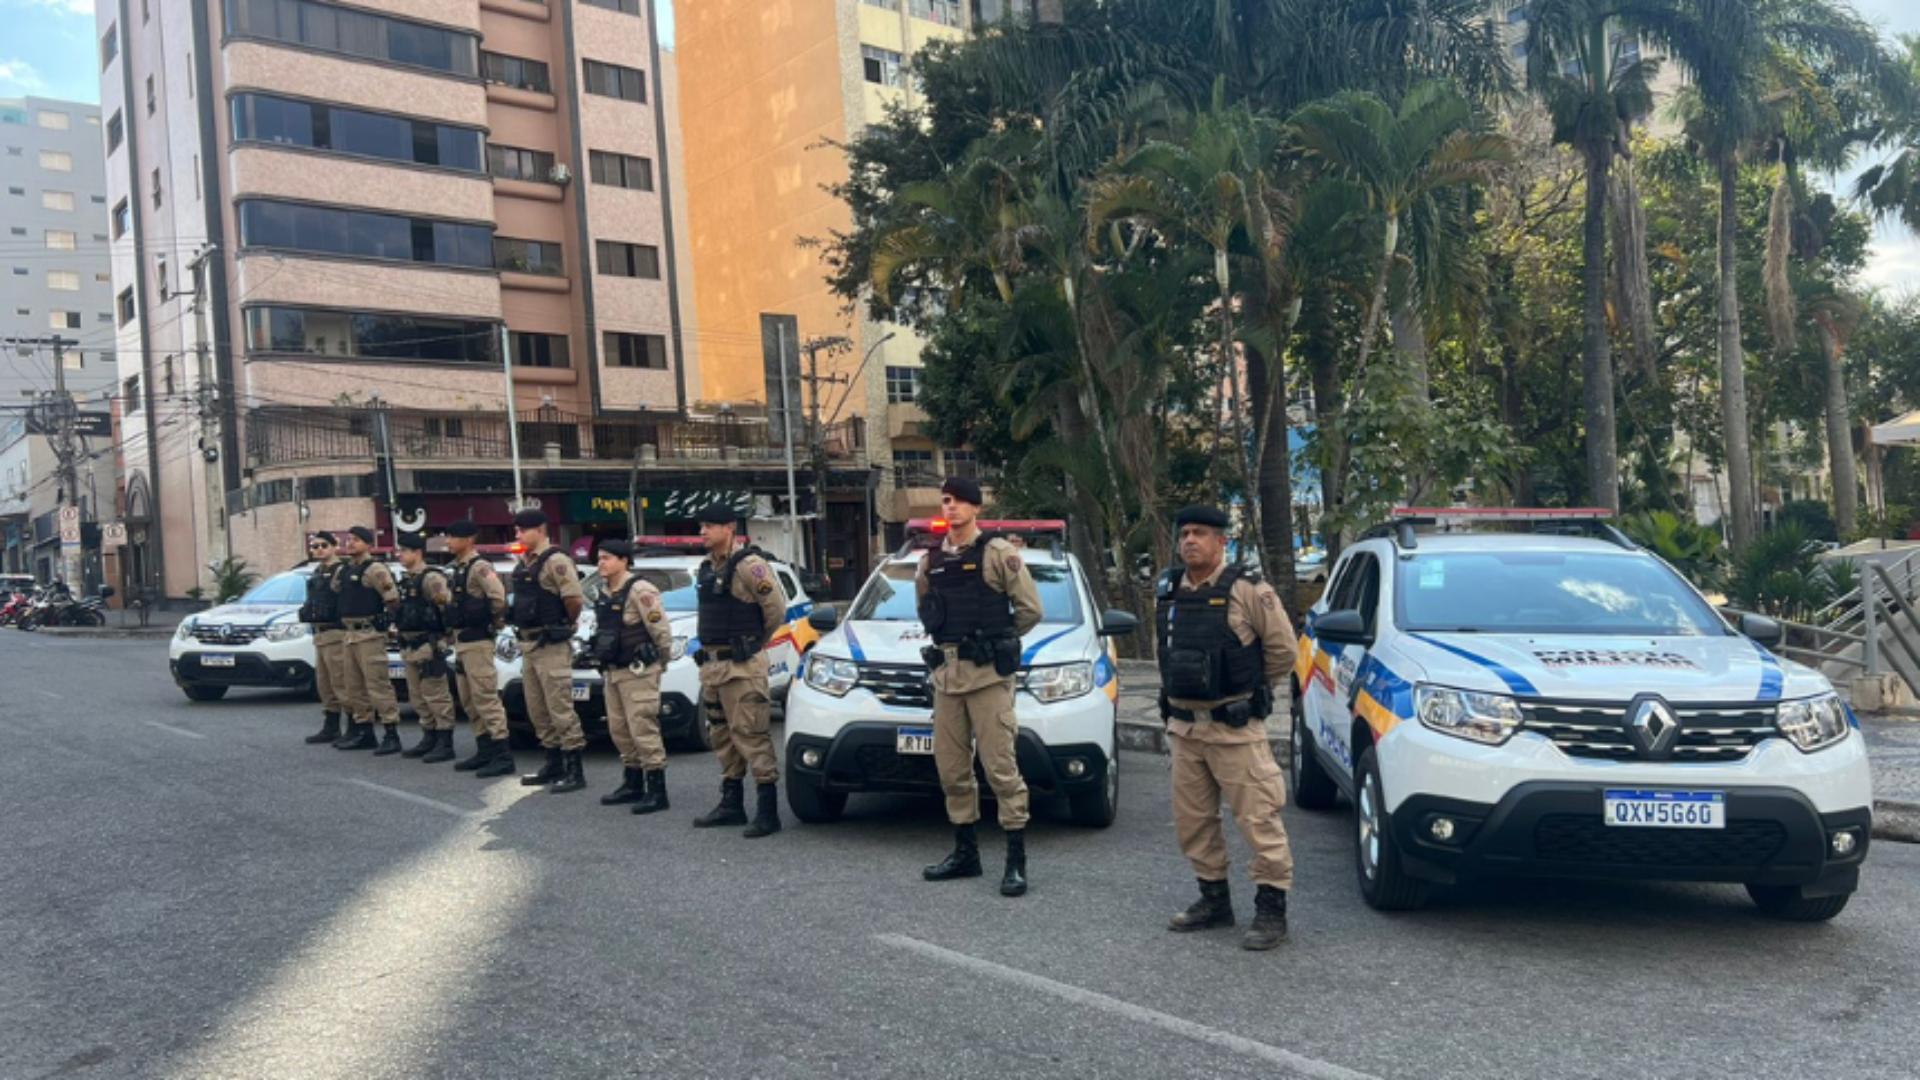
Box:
[185,246,229,578]
[801,335,852,571]
[499,324,524,511]
[774,320,800,562]
[5,336,83,588]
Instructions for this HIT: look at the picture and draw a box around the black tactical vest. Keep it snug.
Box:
[511,548,570,630]
[697,550,768,651]
[336,558,385,619]
[919,542,1015,644]
[395,568,446,636]
[592,577,658,668]
[441,558,496,640]
[1155,566,1266,700]
[301,563,342,625]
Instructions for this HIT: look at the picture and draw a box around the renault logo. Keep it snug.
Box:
[1628,697,1679,757]
[221,623,235,639]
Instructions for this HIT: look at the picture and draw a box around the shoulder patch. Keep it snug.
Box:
[749,563,769,580]
[1261,593,1278,610]
[1005,555,1022,573]
[756,581,774,595]
[647,609,663,623]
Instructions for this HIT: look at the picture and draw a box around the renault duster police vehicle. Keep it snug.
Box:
[1291,509,1872,920]
[783,519,1135,827]
[170,569,319,701]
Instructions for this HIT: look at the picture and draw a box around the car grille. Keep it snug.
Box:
[1534,815,1787,867]
[853,745,941,785]
[855,662,933,709]
[192,624,265,646]
[1521,701,1778,763]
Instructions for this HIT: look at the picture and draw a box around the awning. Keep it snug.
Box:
[1872,409,1920,446]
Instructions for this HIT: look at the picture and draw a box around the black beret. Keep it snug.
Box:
[1174,505,1231,530]
[696,503,738,526]
[444,520,478,538]
[397,533,426,551]
[512,509,549,529]
[599,539,634,561]
[311,531,338,545]
[941,476,983,506]
[348,525,376,544]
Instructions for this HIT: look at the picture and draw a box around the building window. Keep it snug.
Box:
[510,331,570,368]
[151,168,163,208]
[595,241,660,279]
[146,75,156,115]
[588,150,652,191]
[605,331,667,369]
[7,186,22,195]
[861,46,905,88]
[582,59,646,103]
[49,271,81,291]
[0,108,20,125]
[908,0,962,26]
[102,25,118,68]
[480,52,552,93]
[38,110,70,130]
[45,230,76,251]
[237,199,495,269]
[98,313,114,324]
[485,144,556,183]
[142,0,150,22]
[583,0,642,13]
[223,0,480,79]
[863,0,900,9]
[243,305,499,364]
[943,449,979,478]
[118,289,137,324]
[112,199,131,238]
[39,150,73,172]
[157,257,170,297]
[124,375,141,413]
[50,310,81,330]
[10,268,25,277]
[885,365,921,404]
[187,51,194,96]
[494,237,564,276]
[106,111,123,152]
[43,190,74,210]
[7,227,20,236]
[230,93,485,173]
[892,449,937,486]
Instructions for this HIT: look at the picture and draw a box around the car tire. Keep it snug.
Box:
[1067,724,1120,828]
[81,609,106,627]
[1289,687,1340,811]
[786,759,847,823]
[180,683,228,702]
[1354,746,1427,911]
[679,699,715,752]
[1746,883,1852,922]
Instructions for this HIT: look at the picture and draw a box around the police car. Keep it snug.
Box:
[783,520,1135,827]
[169,569,318,701]
[1291,509,1873,920]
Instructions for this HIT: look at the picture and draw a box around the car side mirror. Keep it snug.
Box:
[1314,609,1373,647]
[1741,612,1783,649]
[808,605,839,633]
[1099,609,1138,637]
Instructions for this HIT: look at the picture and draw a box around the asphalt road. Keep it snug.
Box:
[5,635,1920,1080]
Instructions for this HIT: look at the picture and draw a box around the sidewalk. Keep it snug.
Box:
[32,606,191,640]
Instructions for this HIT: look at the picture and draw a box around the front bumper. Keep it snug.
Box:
[171,653,314,688]
[785,721,1111,800]
[502,678,698,745]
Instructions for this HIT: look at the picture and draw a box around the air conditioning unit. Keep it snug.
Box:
[548,164,572,185]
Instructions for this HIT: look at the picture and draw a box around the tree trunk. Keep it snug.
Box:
[1391,281,1430,405]
[1610,153,1659,378]
[1715,155,1758,549]
[1819,319,1858,537]
[1582,148,1619,513]
[1247,339,1299,613]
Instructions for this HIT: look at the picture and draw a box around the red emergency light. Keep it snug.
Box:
[906,518,1066,534]
[632,536,707,547]
[1390,507,1615,520]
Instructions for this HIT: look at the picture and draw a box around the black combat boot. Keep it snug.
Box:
[923,824,984,881]
[1169,879,1236,932]
[455,735,494,772]
[373,725,403,756]
[421,729,456,764]
[601,767,643,806]
[693,778,748,828]
[742,782,781,838]
[1242,885,1288,951]
[334,722,377,751]
[631,770,669,815]
[999,830,1028,897]
[401,726,436,758]
[305,711,342,745]
[476,739,516,779]
[547,750,586,794]
[521,747,564,786]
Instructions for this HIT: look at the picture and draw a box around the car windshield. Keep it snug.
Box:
[635,567,699,612]
[1394,551,1730,637]
[847,560,1083,624]
[240,571,309,605]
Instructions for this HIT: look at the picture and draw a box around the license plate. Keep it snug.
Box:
[1604,789,1725,829]
[571,683,592,701]
[896,726,935,755]
[200,653,235,668]
[388,662,406,679]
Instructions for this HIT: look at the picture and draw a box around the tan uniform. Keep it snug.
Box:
[1165,565,1300,890]
[449,553,509,742]
[308,560,351,713]
[517,542,586,752]
[604,572,676,771]
[699,550,788,785]
[915,534,1044,830]
[336,554,401,727]
[399,566,456,732]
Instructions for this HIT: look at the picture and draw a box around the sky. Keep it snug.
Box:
[1,0,1914,291]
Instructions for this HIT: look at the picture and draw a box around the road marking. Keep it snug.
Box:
[874,933,1379,1080]
[145,721,206,739]
[340,778,474,818]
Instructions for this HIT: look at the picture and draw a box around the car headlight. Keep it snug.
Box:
[804,655,859,697]
[1776,693,1850,752]
[1416,684,1524,746]
[1021,661,1094,703]
[671,634,688,662]
[175,620,195,641]
[495,632,521,664]
[265,620,310,642]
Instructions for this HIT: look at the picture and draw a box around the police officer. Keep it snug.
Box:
[393,533,459,763]
[689,504,789,838]
[510,509,588,794]
[917,477,1043,897]
[1157,505,1299,951]
[332,525,404,753]
[592,540,676,814]
[300,532,351,745]
[444,521,515,778]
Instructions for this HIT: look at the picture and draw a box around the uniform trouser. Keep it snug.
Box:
[1169,724,1295,890]
[401,641,456,731]
[933,678,1030,830]
[454,638,508,741]
[342,627,400,727]
[607,666,666,771]
[703,668,776,784]
[522,640,585,752]
[312,628,351,713]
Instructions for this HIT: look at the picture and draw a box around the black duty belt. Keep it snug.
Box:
[342,618,381,629]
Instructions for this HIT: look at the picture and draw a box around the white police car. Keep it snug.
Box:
[783,520,1135,828]
[169,569,318,701]
[1291,510,1873,920]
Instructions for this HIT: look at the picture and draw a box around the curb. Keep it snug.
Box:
[1118,717,1288,760]
[1874,799,1920,845]
[30,627,175,640]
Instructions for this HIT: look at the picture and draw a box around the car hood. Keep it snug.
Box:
[820,621,1086,666]
[188,602,302,624]
[1392,631,1825,703]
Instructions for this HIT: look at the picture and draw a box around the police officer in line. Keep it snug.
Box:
[917,477,1043,897]
[592,540,676,815]
[444,521,516,779]
[510,509,589,794]
[689,503,789,838]
[393,534,459,764]
[300,532,352,746]
[332,525,405,754]
[1157,505,1299,951]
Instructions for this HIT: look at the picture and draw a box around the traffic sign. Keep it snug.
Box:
[104,522,128,547]
[58,505,79,523]
[60,521,79,546]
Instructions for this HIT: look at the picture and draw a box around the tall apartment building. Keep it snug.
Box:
[98,0,760,601]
